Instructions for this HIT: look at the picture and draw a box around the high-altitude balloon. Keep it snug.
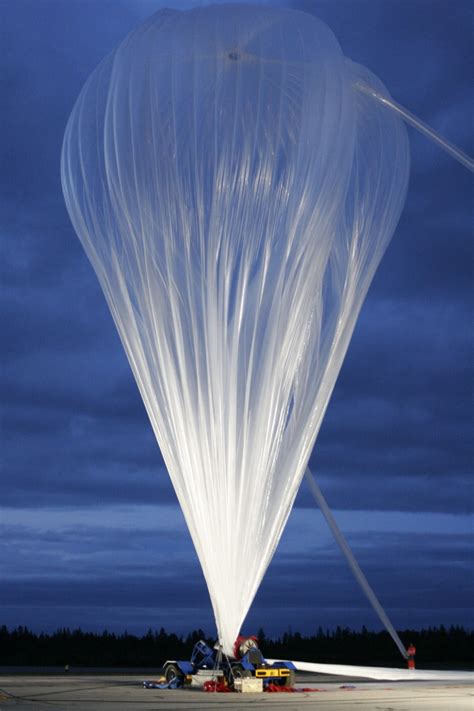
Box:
[61,5,409,654]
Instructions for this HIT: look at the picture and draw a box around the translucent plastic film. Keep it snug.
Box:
[305,469,408,659]
[268,660,474,682]
[355,81,474,172]
[61,6,409,654]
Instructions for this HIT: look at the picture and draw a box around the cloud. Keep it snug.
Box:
[2,514,471,634]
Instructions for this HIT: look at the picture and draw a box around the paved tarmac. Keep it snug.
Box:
[0,673,472,710]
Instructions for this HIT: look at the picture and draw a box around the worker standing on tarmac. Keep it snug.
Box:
[407,643,416,669]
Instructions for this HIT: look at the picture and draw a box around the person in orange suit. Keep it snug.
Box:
[407,643,416,669]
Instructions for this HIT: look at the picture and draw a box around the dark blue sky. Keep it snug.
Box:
[1,0,472,641]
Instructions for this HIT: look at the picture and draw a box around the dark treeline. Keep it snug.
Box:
[1,625,472,669]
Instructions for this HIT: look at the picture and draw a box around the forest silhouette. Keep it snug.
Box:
[1,625,472,669]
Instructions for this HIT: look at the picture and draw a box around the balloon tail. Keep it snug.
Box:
[305,468,408,660]
[355,80,474,172]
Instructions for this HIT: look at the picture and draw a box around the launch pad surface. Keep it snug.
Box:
[0,672,472,710]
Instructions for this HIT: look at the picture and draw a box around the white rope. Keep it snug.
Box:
[305,468,408,660]
[355,80,474,172]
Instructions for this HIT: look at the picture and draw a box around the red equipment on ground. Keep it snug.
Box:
[203,680,231,693]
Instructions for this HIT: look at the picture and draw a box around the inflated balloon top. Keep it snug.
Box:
[61,4,409,654]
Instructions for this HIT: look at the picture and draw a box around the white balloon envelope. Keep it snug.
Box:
[61,5,410,654]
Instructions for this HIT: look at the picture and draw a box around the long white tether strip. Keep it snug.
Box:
[355,81,474,172]
[267,657,474,682]
[305,468,408,660]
